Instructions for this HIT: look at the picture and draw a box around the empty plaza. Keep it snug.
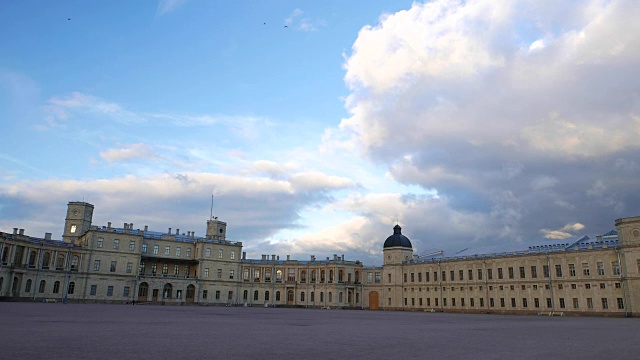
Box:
[1,303,640,359]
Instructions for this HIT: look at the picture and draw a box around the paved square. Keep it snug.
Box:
[1,303,639,359]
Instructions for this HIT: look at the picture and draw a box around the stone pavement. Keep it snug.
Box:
[1,303,639,359]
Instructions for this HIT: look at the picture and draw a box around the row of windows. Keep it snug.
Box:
[401,261,621,283]
[97,238,136,251]
[139,262,195,277]
[241,268,358,283]
[401,282,619,293]
[93,260,133,273]
[401,296,624,310]
[139,243,236,260]
[89,284,130,297]
[240,290,358,303]
[20,279,76,295]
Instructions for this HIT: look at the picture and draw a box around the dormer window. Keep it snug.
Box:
[70,225,77,233]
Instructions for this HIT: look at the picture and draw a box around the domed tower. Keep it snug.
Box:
[383,224,413,265]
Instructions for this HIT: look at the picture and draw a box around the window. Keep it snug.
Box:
[426,272,430,282]
[300,292,305,302]
[519,267,525,279]
[110,261,117,272]
[93,260,100,271]
[477,269,482,280]
[442,271,446,281]
[508,267,514,279]
[418,272,422,282]
[487,269,493,280]
[558,284,563,290]
[186,248,191,257]
[216,269,221,279]
[543,265,550,278]
[559,298,565,309]
[276,291,281,301]
[617,298,624,309]
[107,286,113,296]
[585,283,591,289]
[218,249,223,259]
[367,273,373,283]
[124,287,130,297]
[571,283,577,289]
[176,247,181,256]
[612,262,621,276]
[615,282,621,289]
[587,298,593,309]
[97,238,103,248]
[204,268,209,278]
[215,291,220,300]
[174,264,180,276]
[531,266,537,278]
[534,298,540,308]
[450,271,454,281]
[129,241,135,251]
[254,291,259,301]
[434,272,438,282]
[231,251,235,260]
[602,298,608,309]
[597,262,604,276]
[228,291,233,300]
[164,246,170,255]
[411,272,415,282]
[142,244,148,253]
[151,263,157,275]
[203,290,208,299]
[25,279,32,292]
[522,298,528,308]
[185,265,190,276]
[70,224,77,233]
[511,298,516,307]
[555,264,563,277]
[288,269,295,282]
[126,262,132,273]
[68,282,75,294]
[500,298,505,307]
[71,255,79,270]
[90,285,97,295]
[533,284,538,290]
[205,248,211,257]
[600,283,606,289]
[459,270,463,281]
[113,239,120,250]
[573,298,579,309]
[498,268,503,279]
[265,291,270,301]
[582,263,590,276]
[468,269,473,281]
[153,245,159,255]
[265,269,272,282]
[546,298,552,308]
[490,298,494,307]
[569,264,576,277]
[243,268,249,281]
[375,272,381,283]
[229,270,234,279]
[404,273,407,283]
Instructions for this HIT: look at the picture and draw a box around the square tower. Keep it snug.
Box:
[62,201,94,243]
[206,219,227,240]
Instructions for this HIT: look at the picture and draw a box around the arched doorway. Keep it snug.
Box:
[138,282,149,302]
[369,291,379,310]
[163,283,173,299]
[287,289,294,305]
[186,284,195,302]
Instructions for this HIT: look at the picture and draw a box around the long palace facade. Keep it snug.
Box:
[1,201,640,316]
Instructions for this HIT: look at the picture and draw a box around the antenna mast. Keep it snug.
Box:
[210,194,214,221]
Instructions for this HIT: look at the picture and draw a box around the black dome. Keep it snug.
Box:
[383,225,412,249]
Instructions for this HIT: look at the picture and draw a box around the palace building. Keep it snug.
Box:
[1,201,640,316]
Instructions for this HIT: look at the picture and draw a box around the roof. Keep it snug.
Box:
[383,225,412,249]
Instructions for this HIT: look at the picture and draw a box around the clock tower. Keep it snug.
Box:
[62,201,94,243]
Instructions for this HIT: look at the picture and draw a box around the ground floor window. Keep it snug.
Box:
[276,291,281,301]
[39,280,46,293]
[68,282,75,294]
[53,281,60,294]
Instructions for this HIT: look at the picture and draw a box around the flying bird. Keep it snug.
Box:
[284,25,288,28]
[67,18,71,20]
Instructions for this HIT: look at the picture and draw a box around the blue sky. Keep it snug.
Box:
[2,0,640,265]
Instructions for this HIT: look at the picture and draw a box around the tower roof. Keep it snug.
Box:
[383,225,412,249]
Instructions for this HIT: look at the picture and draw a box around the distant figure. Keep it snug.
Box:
[284,25,288,28]
[68,18,71,20]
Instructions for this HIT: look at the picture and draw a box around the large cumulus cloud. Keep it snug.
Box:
[333,0,640,247]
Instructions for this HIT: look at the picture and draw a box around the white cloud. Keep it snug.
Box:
[284,8,326,31]
[100,143,160,162]
[540,222,585,239]
[157,0,187,16]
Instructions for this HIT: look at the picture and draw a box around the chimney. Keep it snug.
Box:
[286,255,290,261]
[44,233,52,240]
[13,228,18,235]
[176,228,179,235]
[19,229,24,235]
[242,252,246,260]
[130,223,133,230]
[144,225,148,231]
[276,256,280,261]
[262,255,266,261]
[124,223,128,229]
[311,255,315,261]
[168,227,172,234]
[333,254,337,261]
[342,254,345,261]
[108,222,112,228]
[271,255,276,261]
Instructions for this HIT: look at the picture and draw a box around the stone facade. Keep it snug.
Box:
[1,201,640,316]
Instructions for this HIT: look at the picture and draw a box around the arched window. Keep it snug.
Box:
[265,291,270,301]
[321,270,325,282]
[28,251,37,267]
[301,270,307,282]
[276,270,282,281]
[53,281,60,294]
[329,270,334,282]
[339,291,343,303]
[276,291,281,301]
[39,280,46,293]
[355,271,360,283]
[338,270,344,282]
[41,252,51,269]
[254,290,259,301]
[243,290,248,301]
[25,279,32,293]
[68,282,75,295]
[71,255,79,270]
[311,270,316,282]
[300,291,305,302]
[56,254,65,270]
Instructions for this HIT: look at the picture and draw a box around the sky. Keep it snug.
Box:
[1,0,639,266]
